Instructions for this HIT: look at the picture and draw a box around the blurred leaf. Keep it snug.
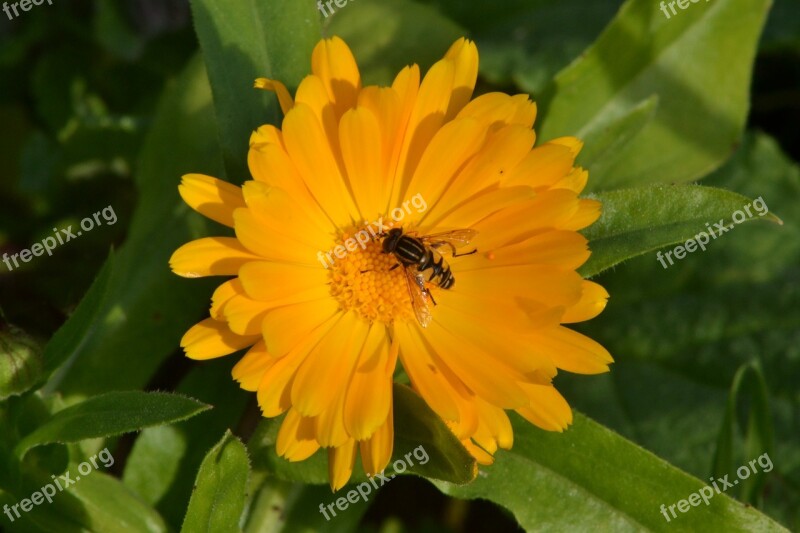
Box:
[189,0,321,181]
[761,0,800,52]
[248,415,328,485]
[181,431,250,533]
[0,105,33,191]
[577,95,657,176]
[45,55,223,402]
[18,131,60,195]
[328,0,465,86]
[424,0,623,95]
[41,251,113,382]
[713,361,774,504]
[392,384,475,484]
[15,391,210,459]
[580,184,782,278]
[436,412,785,531]
[31,46,88,134]
[94,0,145,60]
[123,358,250,529]
[244,475,369,533]
[249,384,475,486]
[539,0,771,190]
[0,324,44,400]
[21,466,169,533]
[563,132,800,527]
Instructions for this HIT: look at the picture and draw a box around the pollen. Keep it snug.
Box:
[328,229,416,324]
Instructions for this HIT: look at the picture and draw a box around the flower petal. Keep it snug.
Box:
[343,324,395,440]
[340,106,386,220]
[457,231,590,272]
[238,261,329,304]
[170,237,260,278]
[247,142,336,235]
[426,322,529,409]
[282,104,359,226]
[181,318,259,360]
[311,36,361,118]
[394,322,460,422]
[390,59,455,207]
[179,174,246,227]
[457,92,537,131]
[405,117,487,219]
[503,142,577,190]
[359,404,394,476]
[254,77,294,115]
[256,313,340,417]
[516,384,573,432]
[262,298,342,357]
[291,312,369,417]
[232,340,275,391]
[277,408,320,461]
[561,281,609,324]
[329,439,358,491]
[529,325,613,374]
[443,38,479,120]
[222,288,269,336]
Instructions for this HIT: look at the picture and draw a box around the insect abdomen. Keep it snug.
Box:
[419,249,454,289]
[391,234,456,289]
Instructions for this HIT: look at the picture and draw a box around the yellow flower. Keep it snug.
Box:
[170,36,612,491]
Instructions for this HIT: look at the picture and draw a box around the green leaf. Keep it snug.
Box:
[712,361,774,504]
[244,475,368,533]
[562,132,800,527]
[576,95,658,182]
[436,412,786,531]
[189,0,321,181]
[248,417,328,486]
[45,55,223,402]
[122,359,250,529]
[21,466,169,533]
[580,184,782,278]
[392,384,475,484]
[761,0,800,52]
[426,0,623,95]
[327,0,465,86]
[538,0,772,190]
[0,324,44,400]
[15,391,210,459]
[181,431,250,533]
[41,251,113,384]
[248,384,475,486]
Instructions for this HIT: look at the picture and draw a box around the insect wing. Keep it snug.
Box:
[420,229,478,252]
[404,268,433,328]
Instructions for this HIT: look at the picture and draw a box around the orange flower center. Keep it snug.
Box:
[328,225,416,324]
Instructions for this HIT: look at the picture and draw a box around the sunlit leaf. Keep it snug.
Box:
[539,0,771,190]
[581,184,782,278]
[181,431,250,533]
[436,412,785,531]
[15,391,210,459]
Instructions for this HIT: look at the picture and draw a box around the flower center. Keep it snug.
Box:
[328,226,416,324]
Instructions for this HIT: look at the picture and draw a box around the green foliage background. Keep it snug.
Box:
[0,0,798,531]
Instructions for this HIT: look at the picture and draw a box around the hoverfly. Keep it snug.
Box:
[381,228,478,328]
